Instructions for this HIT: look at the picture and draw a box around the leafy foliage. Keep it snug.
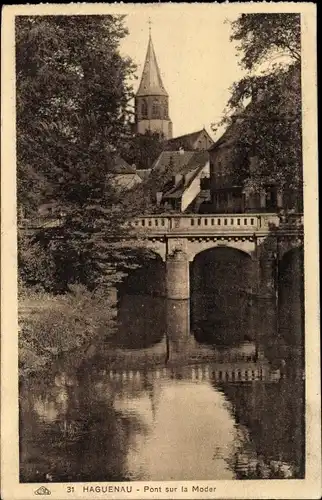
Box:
[18,228,57,290]
[123,130,165,170]
[16,15,156,290]
[230,13,301,70]
[19,284,117,374]
[213,14,302,208]
[16,15,136,212]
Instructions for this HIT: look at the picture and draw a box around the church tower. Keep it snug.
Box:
[135,33,173,139]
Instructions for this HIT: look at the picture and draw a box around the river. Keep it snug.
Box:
[19,284,305,482]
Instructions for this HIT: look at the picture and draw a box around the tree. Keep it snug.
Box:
[123,130,165,170]
[16,15,136,210]
[213,14,302,209]
[230,13,300,70]
[16,15,152,290]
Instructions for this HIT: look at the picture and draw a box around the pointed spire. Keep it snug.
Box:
[136,33,168,97]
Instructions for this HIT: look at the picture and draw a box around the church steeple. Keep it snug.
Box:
[135,30,173,139]
[136,35,168,98]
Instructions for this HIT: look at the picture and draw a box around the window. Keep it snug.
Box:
[152,99,161,118]
[163,102,168,119]
[200,177,210,190]
[266,187,278,209]
[141,100,148,118]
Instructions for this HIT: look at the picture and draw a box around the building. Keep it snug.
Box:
[136,169,152,182]
[164,128,214,151]
[208,114,251,213]
[109,156,143,192]
[209,65,302,214]
[209,125,284,214]
[151,150,210,212]
[135,33,173,139]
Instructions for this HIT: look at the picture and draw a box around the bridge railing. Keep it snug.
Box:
[130,214,262,231]
[129,213,298,232]
[22,213,303,233]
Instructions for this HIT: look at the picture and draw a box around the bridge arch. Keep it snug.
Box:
[278,238,303,261]
[114,248,167,349]
[190,246,257,346]
[117,247,166,298]
[278,246,304,345]
[187,239,256,262]
[126,239,166,261]
[192,243,254,262]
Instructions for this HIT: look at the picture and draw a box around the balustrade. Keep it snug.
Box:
[131,214,280,233]
[24,213,303,234]
[187,215,260,230]
[131,213,303,234]
[130,217,170,231]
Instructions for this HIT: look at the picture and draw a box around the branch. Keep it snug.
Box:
[282,41,301,62]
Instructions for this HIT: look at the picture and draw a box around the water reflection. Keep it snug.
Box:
[20,352,304,482]
[20,258,304,482]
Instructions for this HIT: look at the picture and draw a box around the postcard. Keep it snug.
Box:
[1,2,320,499]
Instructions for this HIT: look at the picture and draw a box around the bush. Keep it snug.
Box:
[19,284,117,374]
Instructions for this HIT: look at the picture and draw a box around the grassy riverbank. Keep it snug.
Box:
[19,284,118,376]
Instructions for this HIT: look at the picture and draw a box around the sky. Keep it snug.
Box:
[119,5,246,140]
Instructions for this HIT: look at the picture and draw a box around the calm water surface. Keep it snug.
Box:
[20,289,305,482]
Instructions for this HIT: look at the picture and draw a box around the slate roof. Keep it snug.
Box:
[164,129,213,151]
[136,35,168,97]
[208,113,246,151]
[109,156,137,174]
[152,151,195,176]
[187,150,209,171]
[160,151,209,200]
[112,174,142,191]
[136,169,151,181]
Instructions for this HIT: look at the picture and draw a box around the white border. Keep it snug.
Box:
[1,3,320,499]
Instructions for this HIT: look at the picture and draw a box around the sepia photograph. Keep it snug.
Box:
[1,3,320,499]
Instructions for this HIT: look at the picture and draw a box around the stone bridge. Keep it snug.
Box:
[23,212,304,300]
[123,213,303,300]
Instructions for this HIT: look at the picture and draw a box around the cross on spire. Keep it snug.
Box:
[148,17,152,35]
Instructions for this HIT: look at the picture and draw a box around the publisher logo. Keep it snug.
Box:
[34,486,51,495]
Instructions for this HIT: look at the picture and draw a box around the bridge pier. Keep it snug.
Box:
[254,252,278,337]
[260,253,278,299]
[166,250,190,300]
[166,299,191,360]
